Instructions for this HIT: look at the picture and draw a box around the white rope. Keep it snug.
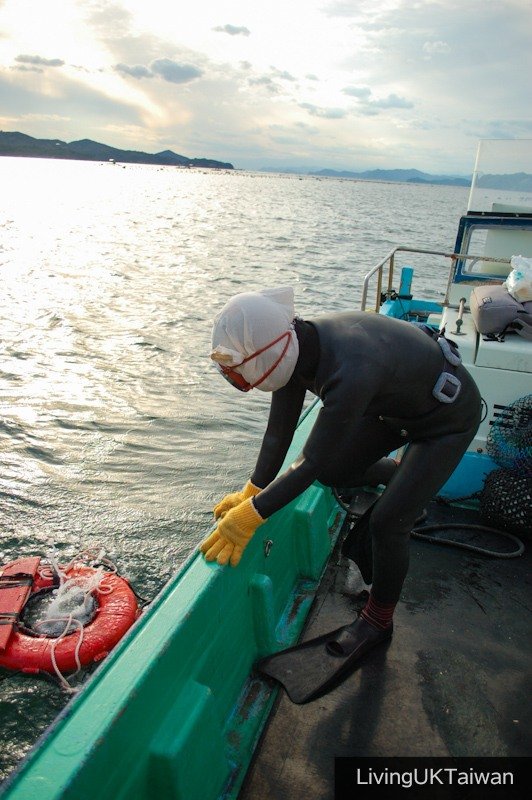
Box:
[33,614,84,694]
[96,580,113,595]
[61,548,118,575]
[31,547,119,692]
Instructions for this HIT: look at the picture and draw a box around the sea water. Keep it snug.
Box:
[0,156,468,779]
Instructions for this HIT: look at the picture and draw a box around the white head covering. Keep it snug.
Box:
[210,287,299,392]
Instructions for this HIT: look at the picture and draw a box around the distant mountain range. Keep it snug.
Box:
[309,167,470,186]
[0,131,234,170]
[262,166,532,191]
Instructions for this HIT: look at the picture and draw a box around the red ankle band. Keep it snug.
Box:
[361,594,396,630]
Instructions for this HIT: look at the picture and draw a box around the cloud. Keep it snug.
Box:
[356,93,414,116]
[468,118,532,139]
[245,67,296,95]
[87,14,207,76]
[336,0,532,141]
[422,41,451,56]
[86,2,133,34]
[369,93,413,109]
[0,72,144,129]
[342,86,413,115]
[270,67,297,82]
[150,59,203,84]
[13,65,43,73]
[295,121,320,134]
[113,57,204,85]
[15,54,65,68]
[342,85,371,99]
[248,75,281,94]
[213,24,250,37]
[114,63,153,79]
[300,103,347,119]
[322,1,362,18]
[268,121,321,145]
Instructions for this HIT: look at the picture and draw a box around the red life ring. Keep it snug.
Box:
[0,559,139,675]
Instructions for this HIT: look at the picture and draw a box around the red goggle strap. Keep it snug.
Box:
[220,329,292,389]
[249,331,291,389]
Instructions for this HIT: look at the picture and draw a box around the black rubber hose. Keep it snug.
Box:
[333,488,525,559]
[411,523,524,558]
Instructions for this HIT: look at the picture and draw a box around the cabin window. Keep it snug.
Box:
[461,224,532,278]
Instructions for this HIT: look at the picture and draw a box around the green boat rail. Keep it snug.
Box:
[1,399,344,800]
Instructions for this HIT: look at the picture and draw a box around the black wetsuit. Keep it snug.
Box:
[251,312,481,605]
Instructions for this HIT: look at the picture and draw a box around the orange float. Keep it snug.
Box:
[0,556,139,675]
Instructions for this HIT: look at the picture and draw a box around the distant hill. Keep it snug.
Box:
[263,165,532,191]
[477,172,532,191]
[0,131,234,170]
[309,167,470,186]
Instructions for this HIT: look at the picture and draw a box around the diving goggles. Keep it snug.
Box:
[216,330,291,392]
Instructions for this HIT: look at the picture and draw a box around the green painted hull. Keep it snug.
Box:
[1,400,343,800]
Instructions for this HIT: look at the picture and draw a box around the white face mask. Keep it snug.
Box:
[210,287,299,392]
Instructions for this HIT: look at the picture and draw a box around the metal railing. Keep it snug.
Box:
[360,246,511,311]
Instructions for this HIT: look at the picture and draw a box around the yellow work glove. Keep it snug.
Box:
[213,480,261,519]
[200,498,266,567]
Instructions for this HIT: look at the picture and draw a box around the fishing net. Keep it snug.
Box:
[486,394,532,475]
[23,573,101,637]
[480,469,532,536]
[480,394,532,535]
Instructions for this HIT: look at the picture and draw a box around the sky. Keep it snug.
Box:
[0,0,531,173]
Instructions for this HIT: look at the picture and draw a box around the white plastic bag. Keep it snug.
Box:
[504,255,532,302]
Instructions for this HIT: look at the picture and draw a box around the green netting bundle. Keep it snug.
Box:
[480,468,532,536]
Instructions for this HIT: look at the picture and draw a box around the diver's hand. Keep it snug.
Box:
[213,480,261,519]
[200,498,266,567]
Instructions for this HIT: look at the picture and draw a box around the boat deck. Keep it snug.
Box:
[240,496,531,800]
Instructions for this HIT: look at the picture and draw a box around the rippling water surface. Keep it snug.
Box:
[0,156,468,779]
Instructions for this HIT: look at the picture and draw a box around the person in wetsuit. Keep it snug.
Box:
[200,287,481,659]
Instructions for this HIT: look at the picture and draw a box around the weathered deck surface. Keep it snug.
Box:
[240,498,531,800]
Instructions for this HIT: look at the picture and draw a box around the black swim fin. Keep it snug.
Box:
[255,617,392,704]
